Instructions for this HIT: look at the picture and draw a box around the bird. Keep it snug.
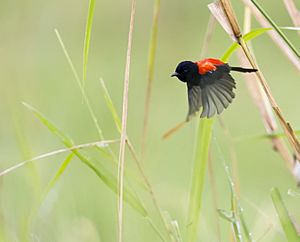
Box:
[171,58,257,119]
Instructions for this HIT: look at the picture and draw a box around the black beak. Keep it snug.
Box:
[170,72,179,77]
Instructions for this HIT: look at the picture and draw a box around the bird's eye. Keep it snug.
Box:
[183,69,188,73]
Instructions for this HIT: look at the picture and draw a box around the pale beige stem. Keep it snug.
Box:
[118,0,136,241]
[283,0,300,36]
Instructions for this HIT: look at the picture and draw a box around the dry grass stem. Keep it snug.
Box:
[118,0,136,241]
[162,121,187,139]
[219,0,241,39]
[101,74,172,239]
[237,49,295,173]
[0,140,118,177]
[241,0,300,71]
[283,0,300,32]
[208,1,237,41]
[212,0,300,162]
[200,14,216,58]
[243,6,251,32]
[238,8,295,172]
[126,140,174,240]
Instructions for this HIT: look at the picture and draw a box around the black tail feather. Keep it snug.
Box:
[230,66,258,73]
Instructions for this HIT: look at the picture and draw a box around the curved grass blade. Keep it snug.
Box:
[0,140,116,177]
[23,102,147,217]
[222,26,300,62]
[55,29,105,141]
[83,0,96,85]
[271,188,300,241]
[42,153,74,198]
[222,28,271,62]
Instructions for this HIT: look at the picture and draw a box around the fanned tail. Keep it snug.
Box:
[230,66,257,73]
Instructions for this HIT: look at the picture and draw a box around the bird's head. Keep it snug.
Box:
[170,61,198,83]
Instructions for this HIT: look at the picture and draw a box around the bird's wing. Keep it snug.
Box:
[187,84,202,120]
[200,71,236,118]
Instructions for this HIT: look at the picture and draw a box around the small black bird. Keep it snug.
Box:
[171,58,257,119]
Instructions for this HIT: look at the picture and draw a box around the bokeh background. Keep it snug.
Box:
[0,0,300,241]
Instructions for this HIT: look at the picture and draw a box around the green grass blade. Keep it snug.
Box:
[217,209,234,223]
[271,188,300,242]
[215,138,253,242]
[230,191,243,242]
[222,26,300,62]
[23,102,74,147]
[222,28,271,62]
[217,193,251,242]
[185,118,213,242]
[172,221,183,242]
[99,79,152,190]
[55,29,105,141]
[239,207,253,242]
[100,78,122,132]
[42,153,74,197]
[222,160,243,242]
[141,0,160,154]
[260,130,300,139]
[12,112,41,192]
[288,189,300,199]
[83,0,96,85]
[28,154,74,228]
[23,102,147,216]
[163,211,183,242]
[55,29,82,91]
[251,0,300,59]
[234,129,300,142]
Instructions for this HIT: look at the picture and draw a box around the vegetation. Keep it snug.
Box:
[0,0,300,241]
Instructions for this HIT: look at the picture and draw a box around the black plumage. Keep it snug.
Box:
[171,60,257,119]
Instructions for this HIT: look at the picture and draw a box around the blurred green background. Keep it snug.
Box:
[1,0,300,241]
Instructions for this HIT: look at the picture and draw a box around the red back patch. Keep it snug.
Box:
[195,58,224,75]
